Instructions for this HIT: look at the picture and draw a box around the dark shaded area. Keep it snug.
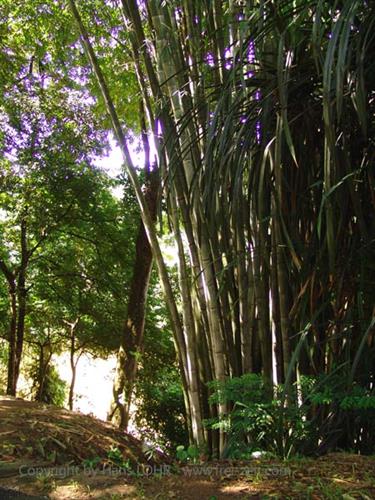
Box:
[0,487,48,499]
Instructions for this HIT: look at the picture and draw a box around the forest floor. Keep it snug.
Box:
[0,397,375,499]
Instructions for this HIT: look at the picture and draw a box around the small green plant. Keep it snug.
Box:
[135,480,146,499]
[1,442,16,455]
[142,441,161,461]
[363,471,375,486]
[293,481,314,499]
[315,478,343,499]
[175,444,200,463]
[107,445,132,470]
[82,455,101,468]
[252,469,265,483]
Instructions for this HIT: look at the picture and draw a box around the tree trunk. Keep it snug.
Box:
[14,269,27,387]
[68,319,80,411]
[35,343,53,402]
[6,278,18,396]
[274,115,292,384]
[170,193,205,446]
[108,168,159,429]
[2,216,29,396]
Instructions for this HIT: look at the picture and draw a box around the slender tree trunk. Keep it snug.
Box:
[67,319,80,411]
[35,344,45,402]
[121,0,227,453]
[3,216,29,396]
[271,224,284,384]
[170,194,205,446]
[252,220,273,383]
[108,167,159,429]
[14,268,27,387]
[6,278,17,396]
[274,116,292,383]
[68,363,77,411]
[35,343,53,402]
[236,196,253,374]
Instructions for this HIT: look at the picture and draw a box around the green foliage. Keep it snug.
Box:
[340,392,375,410]
[175,444,200,463]
[81,447,132,471]
[304,375,375,411]
[134,368,188,452]
[132,271,189,451]
[30,364,67,408]
[106,446,131,470]
[82,456,101,469]
[207,374,310,459]
[0,61,139,395]
[207,372,375,458]
[31,180,136,355]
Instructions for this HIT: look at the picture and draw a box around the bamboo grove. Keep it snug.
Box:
[66,0,375,457]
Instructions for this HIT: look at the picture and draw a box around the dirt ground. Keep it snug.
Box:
[1,397,374,499]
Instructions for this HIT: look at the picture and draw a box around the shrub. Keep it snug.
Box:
[134,369,189,451]
[206,371,375,458]
[207,374,310,458]
[31,364,67,408]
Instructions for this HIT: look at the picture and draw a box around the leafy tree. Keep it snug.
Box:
[0,75,107,394]
[31,186,137,409]
[2,1,161,429]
